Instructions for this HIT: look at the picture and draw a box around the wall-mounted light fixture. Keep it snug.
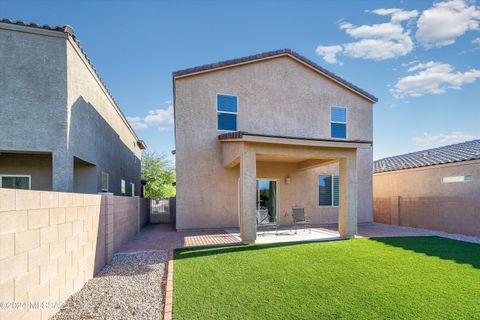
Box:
[285,176,291,184]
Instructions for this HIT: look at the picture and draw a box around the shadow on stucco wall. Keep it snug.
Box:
[69,96,141,196]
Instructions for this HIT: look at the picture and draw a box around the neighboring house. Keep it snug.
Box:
[373,140,480,236]
[0,19,146,195]
[173,49,377,243]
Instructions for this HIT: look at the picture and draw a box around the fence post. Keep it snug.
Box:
[103,193,114,263]
[136,196,140,233]
[390,196,400,225]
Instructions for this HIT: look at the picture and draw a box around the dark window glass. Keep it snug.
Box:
[218,113,237,131]
[1,176,30,189]
[331,123,346,139]
[318,175,332,206]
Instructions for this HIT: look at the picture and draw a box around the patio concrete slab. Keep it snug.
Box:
[226,226,342,244]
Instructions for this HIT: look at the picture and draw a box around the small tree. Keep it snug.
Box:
[141,151,176,198]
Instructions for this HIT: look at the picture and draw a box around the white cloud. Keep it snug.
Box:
[315,8,418,64]
[342,35,414,60]
[391,61,480,98]
[127,102,174,131]
[473,37,480,45]
[416,0,480,48]
[412,131,475,147]
[372,8,419,22]
[314,45,343,64]
[127,116,148,130]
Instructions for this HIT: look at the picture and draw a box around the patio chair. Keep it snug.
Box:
[257,208,278,235]
[292,207,311,234]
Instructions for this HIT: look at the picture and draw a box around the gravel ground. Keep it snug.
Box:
[52,250,168,320]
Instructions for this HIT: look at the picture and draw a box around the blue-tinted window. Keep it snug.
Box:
[331,107,346,122]
[217,95,237,113]
[331,107,347,139]
[217,94,238,131]
[319,175,340,207]
[218,113,237,131]
[331,123,346,139]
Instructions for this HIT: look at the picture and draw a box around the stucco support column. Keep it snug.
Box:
[339,153,357,238]
[52,151,73,192]
[239,147,257,244]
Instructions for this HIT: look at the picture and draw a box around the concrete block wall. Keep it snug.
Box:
[373,196,480,237]
[0,189,148,319]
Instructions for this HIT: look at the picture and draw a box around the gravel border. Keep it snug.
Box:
[52,250,168,320]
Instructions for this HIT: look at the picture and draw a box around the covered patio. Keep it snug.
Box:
[219,131,372,243]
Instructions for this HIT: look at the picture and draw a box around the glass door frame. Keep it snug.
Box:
[236,178,281,227]
[256,178,280,224]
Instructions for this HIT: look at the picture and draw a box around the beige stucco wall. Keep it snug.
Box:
[373,160,480,198]
[0,153,53,191]
[373,161,480,236]
[0,189,148,319]
[175,56,373,229]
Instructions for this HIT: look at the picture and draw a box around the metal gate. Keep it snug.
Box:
[150,197,176,223]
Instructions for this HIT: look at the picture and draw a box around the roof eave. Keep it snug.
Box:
[172,49,378,103]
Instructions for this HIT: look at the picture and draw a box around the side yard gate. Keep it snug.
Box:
[150,197,176,223]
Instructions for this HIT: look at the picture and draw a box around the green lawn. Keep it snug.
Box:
[173,237,480,319]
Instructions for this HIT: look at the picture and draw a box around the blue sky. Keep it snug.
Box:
[2,0,479,161]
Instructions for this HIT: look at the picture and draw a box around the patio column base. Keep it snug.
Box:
[239,147,257,243]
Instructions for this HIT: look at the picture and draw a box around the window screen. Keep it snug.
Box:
[331,107,347,139]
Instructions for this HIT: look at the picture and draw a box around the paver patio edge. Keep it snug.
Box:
[163,249,174,320]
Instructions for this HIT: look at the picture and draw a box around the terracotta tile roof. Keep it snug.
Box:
[374,139,480,173]
[0,18,141,142]
[218,131,372,145]
[173,48,378,102]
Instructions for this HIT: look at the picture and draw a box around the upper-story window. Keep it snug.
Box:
[331,107,347,139]
[217,94,238,131]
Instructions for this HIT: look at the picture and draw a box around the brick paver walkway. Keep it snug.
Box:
[117,224,241,253]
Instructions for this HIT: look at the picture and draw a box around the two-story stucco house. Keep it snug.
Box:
[0,19,146,196]
[173,49,377,243]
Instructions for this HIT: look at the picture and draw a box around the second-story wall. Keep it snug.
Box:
[175,56,373,142]
[174,55,374,229]
[66,39,141,196]
[0,25,69,191]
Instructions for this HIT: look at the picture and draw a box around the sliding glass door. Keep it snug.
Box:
[256,180,278,224]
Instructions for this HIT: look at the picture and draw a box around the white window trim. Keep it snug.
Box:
[216,93,238,132]
[330,106,348,140]
[130,182,135,197]
[318,174,339,208]
[101,172,109,192]
[0,174,32,189]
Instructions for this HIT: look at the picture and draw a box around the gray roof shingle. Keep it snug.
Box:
[374,139,480,173]
[172,48,378,102]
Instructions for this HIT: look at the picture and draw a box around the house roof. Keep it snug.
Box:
[0,18,143,144]
[374,139,480,174]
[172,49,378,103]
